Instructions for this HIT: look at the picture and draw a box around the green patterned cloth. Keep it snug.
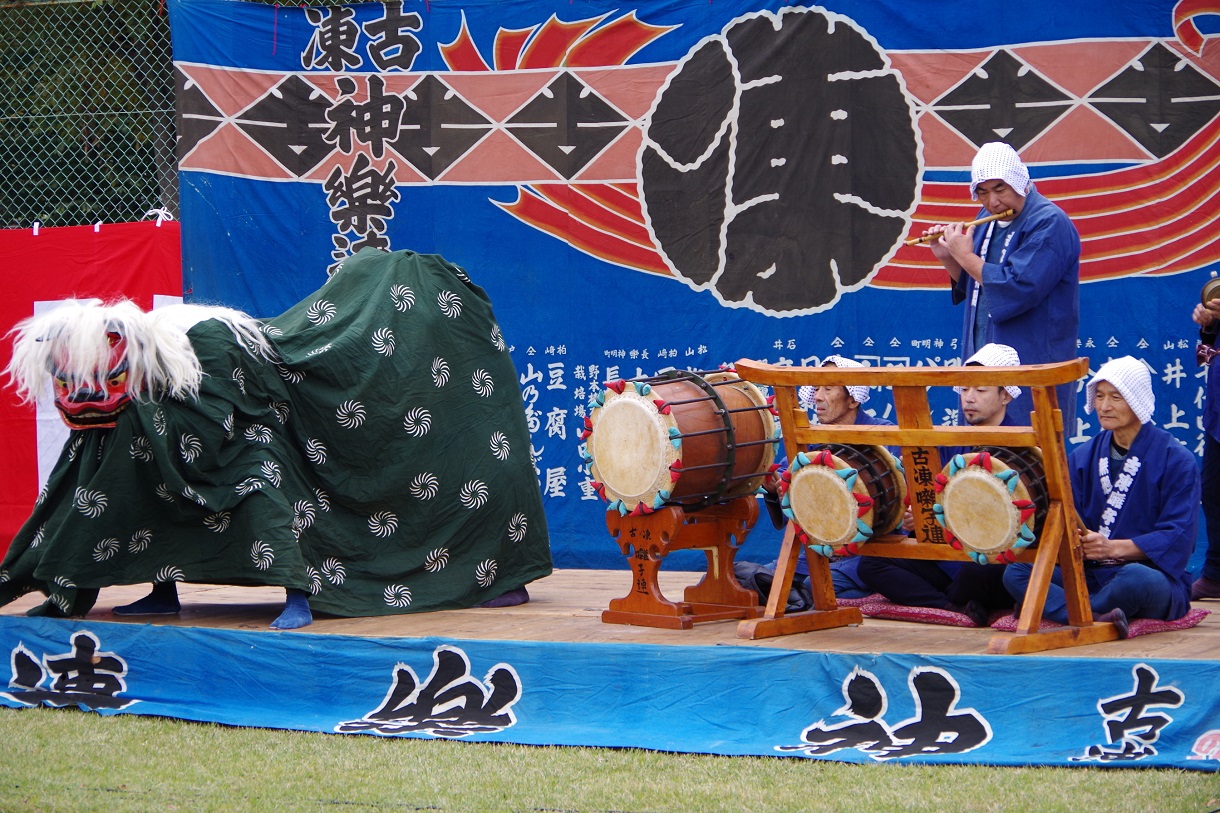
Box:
[0,249,552,617]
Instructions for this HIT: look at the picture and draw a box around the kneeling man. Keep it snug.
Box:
[1003,356,1199,638]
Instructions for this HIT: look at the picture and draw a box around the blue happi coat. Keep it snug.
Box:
[1069,423,1200,620]
[952,187,1081,423]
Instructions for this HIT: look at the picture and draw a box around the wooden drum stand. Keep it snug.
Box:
[732,357,1120,655]
[601,496,764,629]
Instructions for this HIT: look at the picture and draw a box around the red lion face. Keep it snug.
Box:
[52,331,132,429]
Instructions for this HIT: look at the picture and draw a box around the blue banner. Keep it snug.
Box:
[1,616,1218,768]
[168,0,1220,567]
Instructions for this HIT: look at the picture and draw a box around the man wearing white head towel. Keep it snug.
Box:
[857,343,1024,626]
[1002,356,1200,638]
[920,142,1081,424]
[748,356,893,605]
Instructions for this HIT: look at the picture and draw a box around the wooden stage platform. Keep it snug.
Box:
[3,568,1215,661]
[3,569,1218,768]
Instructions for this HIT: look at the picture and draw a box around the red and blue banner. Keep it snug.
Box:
[167,0,1220,567]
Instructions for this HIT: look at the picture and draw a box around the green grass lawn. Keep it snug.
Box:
[0,706,1216,812]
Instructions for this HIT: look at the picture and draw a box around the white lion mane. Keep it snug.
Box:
[5,299,276,404]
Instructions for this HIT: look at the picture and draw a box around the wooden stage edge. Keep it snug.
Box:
[2,569,1217,661]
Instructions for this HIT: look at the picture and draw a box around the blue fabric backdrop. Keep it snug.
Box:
[168,0,1220,569]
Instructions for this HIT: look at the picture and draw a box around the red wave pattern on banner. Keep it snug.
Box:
[178,13,1220,290]
[440,13,1220,289]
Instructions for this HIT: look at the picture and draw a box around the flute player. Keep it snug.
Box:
[920,142,1082,423]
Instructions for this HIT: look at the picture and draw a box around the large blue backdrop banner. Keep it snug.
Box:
[168,0,1220,567]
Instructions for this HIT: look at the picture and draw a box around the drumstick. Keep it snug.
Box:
[904,209,1017,246]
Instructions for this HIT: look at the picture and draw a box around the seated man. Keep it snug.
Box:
[752,355,891,604]
[857,343,1021,626]
[1002,356,1200,639]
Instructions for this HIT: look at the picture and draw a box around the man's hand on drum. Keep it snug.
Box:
[1194,297,1220,328]
[1078,528,1145,562]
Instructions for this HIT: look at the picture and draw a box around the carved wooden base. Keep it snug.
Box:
[601,498,763,630]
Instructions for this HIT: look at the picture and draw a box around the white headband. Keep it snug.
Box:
[1085,356,1155,425]
[798,355,870,410]
[970,142,1031,200]
[954,343,1022,399]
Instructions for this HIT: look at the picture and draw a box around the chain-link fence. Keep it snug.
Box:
[0,0,176,228]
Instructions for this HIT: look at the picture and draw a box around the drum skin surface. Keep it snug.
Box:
[782,444,906,555]
[934,448,1046,564]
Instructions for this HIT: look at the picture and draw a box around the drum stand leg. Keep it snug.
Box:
[987,501,1121,654]
[736,523,863,640]
[601,497,764,630]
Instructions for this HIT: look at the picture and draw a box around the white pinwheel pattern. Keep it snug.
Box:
[305,438,328,464]
[403,408,432,437]
[315,489,332,511]
[235,477,265,496]
[204,512,232,533]
[153,409,167,436]
[74,488,108,518]
[223,412,235,440]
[92,537,120,562]
[261,461,283,487]
[336,400,366,429]
[371,328,396,356]
[66,435,84,462]
[155,566,185,582]
[390,284,415,311]
[410,472,439,500]
[460,480,489,509]
[276,364,305,384]
[270,401,290,424]
[424,547,449,572]
[49,594,71,614]
[306,343,333,357]
[384,584,412,608]
[52,575,76,588]
[261,323,284,337]
[155,484,175,502]
[182,486,207,506]
[489,431,511,461]
[437,290,462,318]
[368,511,398,537]
[307,567,323,595]
[475,559,498,588]
[307,300,336,324]
[490,324,506,352]
[130,436,154,462]
[30,523,46,548]
[471,369,494,398]
[35,487,47,507]
[232,367,247,394]
[129,529,152,553]
[180,433,203,463]
[508,513,528,543]
[431,357,450,387]
[251,540,275,570]
[292,500,316,534]
[322,558,346,585]
[245,424,273,444]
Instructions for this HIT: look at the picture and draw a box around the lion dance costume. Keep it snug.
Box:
[0,249,552,621]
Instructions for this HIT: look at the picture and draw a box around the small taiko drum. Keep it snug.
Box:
[780,444,907,557]
[581,370,780,514]
[932,446,1048,564]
